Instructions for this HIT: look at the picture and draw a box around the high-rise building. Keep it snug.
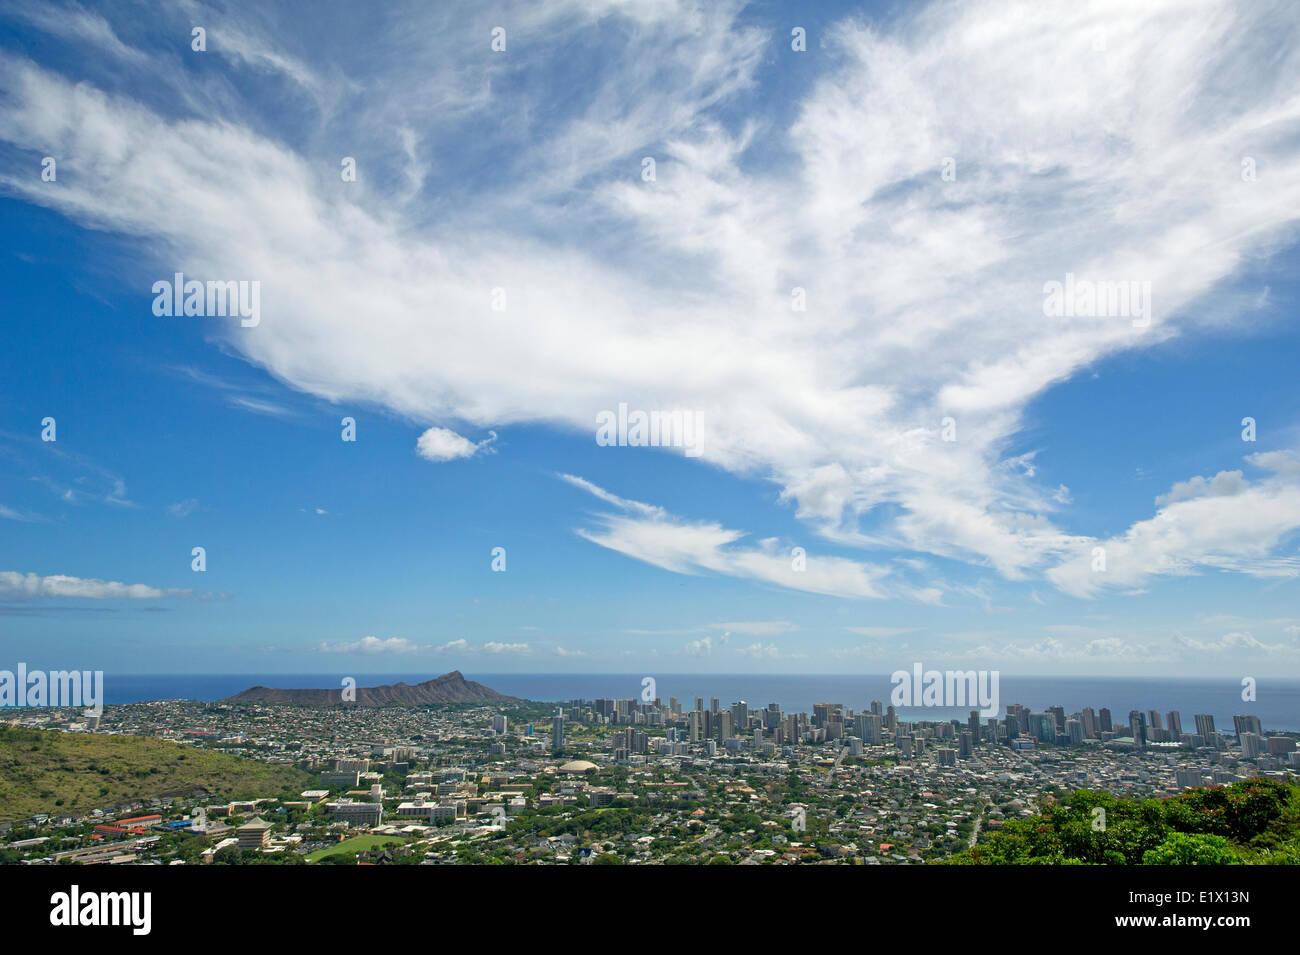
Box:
[1005,704,1026,738]
[1166,711,1182,737]
[1099,708,1113,733]
[731,701,749,731]
[1147,710,1163,732]
[1029,713,1055,743]
[765,703,782,729]
[1048,706,1066,733]
[1128,710,1147,746]
[1194,714,1216,739]
[1233,715,1262,740]
[863,714,883,745]
[551,709,564,750]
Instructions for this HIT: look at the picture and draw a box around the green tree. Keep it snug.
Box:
[1142,833,1240,865]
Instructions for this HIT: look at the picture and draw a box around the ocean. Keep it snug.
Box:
[88,672,1300,732]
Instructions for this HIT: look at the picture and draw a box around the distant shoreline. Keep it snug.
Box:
[17,672,1298,732]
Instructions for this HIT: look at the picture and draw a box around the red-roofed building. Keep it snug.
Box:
[117,814,162,827]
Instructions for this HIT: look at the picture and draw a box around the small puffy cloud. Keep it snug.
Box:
[318,635,421,654]
[415,427,496,462]
[1248,450,1300,477]
[1155,470,1245,507]
[481,641,531,655]
[1172,631,1298,656]
[166,498,199,517]
[434,638,531,655]
[685,637,713,657]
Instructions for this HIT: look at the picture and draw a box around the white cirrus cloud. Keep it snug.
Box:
[2,0,1299,599]
[0,571,190,600]
[564,476,898,599]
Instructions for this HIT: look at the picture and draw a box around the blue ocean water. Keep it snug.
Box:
[94,673,1300,732]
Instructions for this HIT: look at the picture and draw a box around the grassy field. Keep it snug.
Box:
[306,833,408,863]
[0,725,315,824]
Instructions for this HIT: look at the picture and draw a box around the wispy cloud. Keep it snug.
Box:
[1047,453,1300,597]
[2,0,1299,605]
[318,635,422,654]
[0,571,190,600]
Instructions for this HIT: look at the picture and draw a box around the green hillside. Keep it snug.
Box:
[947,776,1300,865]
[0,725,315,824]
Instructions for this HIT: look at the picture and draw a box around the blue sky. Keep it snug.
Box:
[2,0,1300,677]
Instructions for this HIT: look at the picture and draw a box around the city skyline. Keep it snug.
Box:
[3,0,1300,677]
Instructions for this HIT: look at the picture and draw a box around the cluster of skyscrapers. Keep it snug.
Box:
[550,695,1289,767]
